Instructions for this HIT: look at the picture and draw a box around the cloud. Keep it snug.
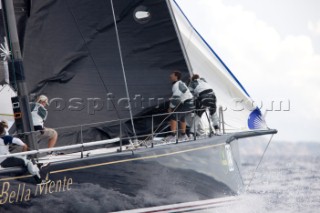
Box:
[176,0,320,142]
[308,19,320,36]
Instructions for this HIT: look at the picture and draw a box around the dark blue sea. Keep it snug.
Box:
[200,141,320,213]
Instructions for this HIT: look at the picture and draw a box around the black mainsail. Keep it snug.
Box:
[21,0,190,146]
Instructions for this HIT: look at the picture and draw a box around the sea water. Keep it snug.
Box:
[199,141,320,213]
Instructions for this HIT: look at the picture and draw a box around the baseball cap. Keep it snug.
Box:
[37,95,49,106]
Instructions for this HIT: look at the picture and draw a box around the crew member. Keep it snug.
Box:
[165,71,194,142]
[30,95,58,148]
[0,123,49,184]
[189,74,221,136]
[0,120,8,136]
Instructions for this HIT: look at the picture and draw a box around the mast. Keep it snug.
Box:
[1,0,36,150]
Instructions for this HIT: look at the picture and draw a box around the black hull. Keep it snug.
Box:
[0,135,242,212]
[0,130,277,212]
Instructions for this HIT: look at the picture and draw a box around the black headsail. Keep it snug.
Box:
[18,0,190,147]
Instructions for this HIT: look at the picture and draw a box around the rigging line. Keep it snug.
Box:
[137,103,181,146]
[64,0,120,119]
[110,0,137,139]
[203,110,214,134]
[230,140,245,187]
[245,133,274,192]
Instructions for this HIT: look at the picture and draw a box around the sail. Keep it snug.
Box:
[0,3,8,85]
[20,0,189,146]
[170,0,267,132]
[0,2,14,123]
[4,0,267,148]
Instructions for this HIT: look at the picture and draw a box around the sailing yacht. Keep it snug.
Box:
[0,0,277,212]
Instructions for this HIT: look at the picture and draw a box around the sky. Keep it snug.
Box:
[176,0,320,142]
[1,0,320,143]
